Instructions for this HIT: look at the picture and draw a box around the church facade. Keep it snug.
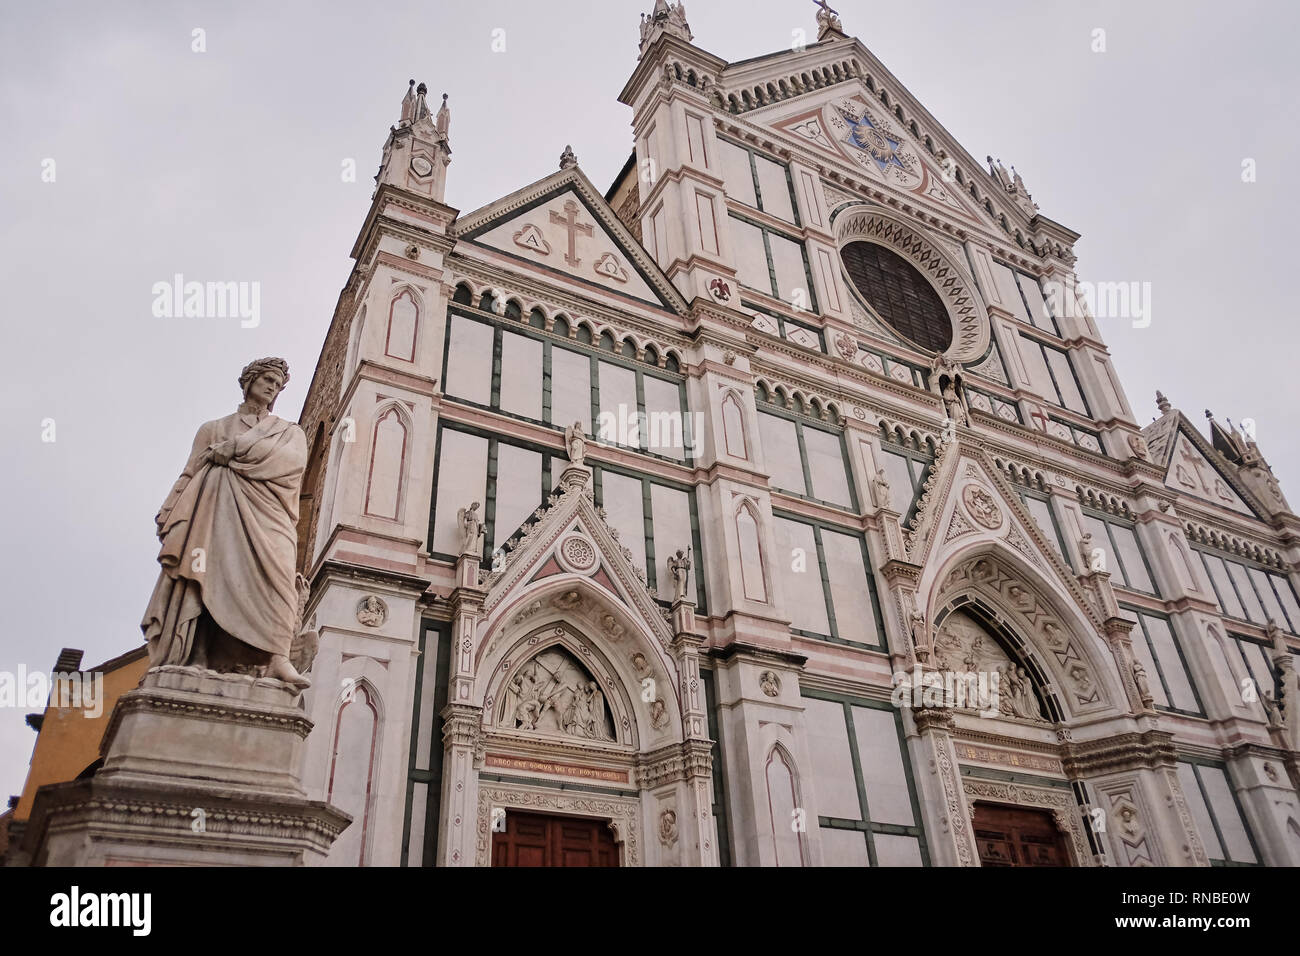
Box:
[289,3,1300,866]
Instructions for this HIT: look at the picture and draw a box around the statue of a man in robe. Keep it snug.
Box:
[141,357,311,690]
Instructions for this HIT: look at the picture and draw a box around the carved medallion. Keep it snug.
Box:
[962,485,1002,529]
[759,670,781,698]
[356,595,388,627]
[555,534,598,575]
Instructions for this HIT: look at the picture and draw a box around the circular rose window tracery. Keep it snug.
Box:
[833,207,991,363]
[841,240,952,353]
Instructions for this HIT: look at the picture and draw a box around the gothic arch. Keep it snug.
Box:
[720,388,749,460]
[362,401,412,522]
[477,574,684,748]
[733,496,769,604]
[384,285,422,362]
[482,624,642,750]
[764,743,808,866]
[325,676,383,866]
[924,543,1126,720]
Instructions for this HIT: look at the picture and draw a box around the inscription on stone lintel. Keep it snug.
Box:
[485,753,629,784]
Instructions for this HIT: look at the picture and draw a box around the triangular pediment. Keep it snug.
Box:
[906,441,1106,634]
[1144,414,1263,519]
[453,168,687,313]
[482,466,675,653]
[1164,421,1253,520]
[764,90,986,227]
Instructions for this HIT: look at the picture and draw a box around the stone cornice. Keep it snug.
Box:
[1060,729,1180,776]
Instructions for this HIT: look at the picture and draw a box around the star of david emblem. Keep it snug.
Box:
[838,105,908,173]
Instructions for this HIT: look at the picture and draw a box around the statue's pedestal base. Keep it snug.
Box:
[18,666,350,867]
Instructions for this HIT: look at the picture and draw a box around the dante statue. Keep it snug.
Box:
[141,358,311,690]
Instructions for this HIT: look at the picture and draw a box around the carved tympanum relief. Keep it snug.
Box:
[932,610,1045,721]
[501,646,614,741]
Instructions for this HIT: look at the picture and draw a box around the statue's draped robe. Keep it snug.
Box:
[142,410,307,665]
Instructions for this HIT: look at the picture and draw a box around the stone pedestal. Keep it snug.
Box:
[16,666,351,867]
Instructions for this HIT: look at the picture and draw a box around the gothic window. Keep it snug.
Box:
[735,501,767,603]
[801,691,928,865]
[841,241,950,353]
[1123,607,1202,715]
[720,390,748,459]
[765,745,806,866]
[1176,760,1260,865]
[327,681,381,866]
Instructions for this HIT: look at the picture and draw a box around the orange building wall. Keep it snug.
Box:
[13,646,149,821]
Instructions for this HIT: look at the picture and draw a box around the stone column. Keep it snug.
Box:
[671,595,719,866]
[907,708,977,866]
[436,545,487,865]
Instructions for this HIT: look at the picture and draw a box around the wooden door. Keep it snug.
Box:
[972,802,1071,867]
[491,811,619,867]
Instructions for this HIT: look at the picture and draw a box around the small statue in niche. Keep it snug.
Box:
[667,546,692,603]
[457,502,485,556]
[564,420,587,466]
[1132,660,1153,707]
[872,467,893,510]
[909,608,928,660]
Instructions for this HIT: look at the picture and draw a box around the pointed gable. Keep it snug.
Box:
[453,168,687,313]
[482,467,676,654]
[1164,428,1257,518]
[767,91,984,226]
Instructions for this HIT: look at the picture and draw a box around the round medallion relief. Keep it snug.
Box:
[962,485,1002,530]
[555,533,598,574]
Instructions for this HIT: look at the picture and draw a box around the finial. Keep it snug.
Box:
[435,93,451,141]
[1155,390,1171,415]
[559,144,578,170]
[400,79,417,124]
[416,82,427,96]
[1205,409,1214,420]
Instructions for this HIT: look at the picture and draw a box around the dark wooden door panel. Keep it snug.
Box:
[972,803,1070,867]
[491,810,619,867]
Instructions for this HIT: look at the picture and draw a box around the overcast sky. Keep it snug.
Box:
[1,0,1296,802]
